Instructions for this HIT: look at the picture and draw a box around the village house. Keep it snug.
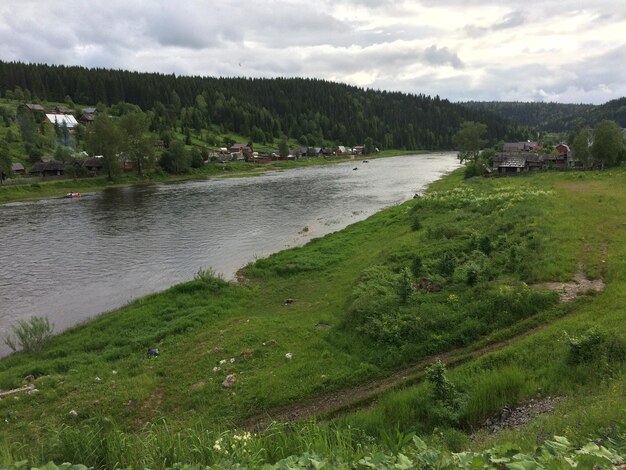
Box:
[493,152,543,174]
[20,103,45,113]
[78,107,97,125]
[53,105,74,115]
[82,156,104,175]
[335,145,349,155]
[19,103,46,122]
[78,113,95,125]
[44,113,79,129]
[228,143,253,158]
[29,159,65,177]
[10,163,25,175]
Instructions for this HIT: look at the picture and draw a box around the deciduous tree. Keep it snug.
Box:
[592,120,624,168]
[571,128,592,169]
[0,141,11,184]
[159,139,189,174]
[454,121,487,163]
[86,113,122,180]
[119,112,155,176]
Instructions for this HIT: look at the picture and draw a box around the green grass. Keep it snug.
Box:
[2,166,626,467]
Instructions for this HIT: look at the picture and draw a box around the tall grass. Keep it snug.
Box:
[10,420,371,469]
[460,365,528,426]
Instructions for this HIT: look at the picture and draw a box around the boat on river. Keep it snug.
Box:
[63,192,81,199]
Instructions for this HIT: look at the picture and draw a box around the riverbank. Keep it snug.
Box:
[2,167,626,468]
[0,149,428,205]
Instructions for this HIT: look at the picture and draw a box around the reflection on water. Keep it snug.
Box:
[0,153,459,354]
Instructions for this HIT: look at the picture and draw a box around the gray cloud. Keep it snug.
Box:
[423,45,464,68]
[463,9,526,37]
[0,0,624,104]
[493,10,526,30]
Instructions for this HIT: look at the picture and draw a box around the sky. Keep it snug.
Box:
[0,0,625,104]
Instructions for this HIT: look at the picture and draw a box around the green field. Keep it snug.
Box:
[2,167,626,468]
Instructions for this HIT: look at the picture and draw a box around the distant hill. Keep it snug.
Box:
[462,99,626,133]
[543,97,626,131]
[0,61,527,150]
[460,101,596,132]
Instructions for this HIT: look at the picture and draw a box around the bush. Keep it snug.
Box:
[411,256,423,277]
[397,267,414,303]
[426,360,459,409]
[565,329,605,365]
[4,316,54,353]
[565,328,626,365]
[194,267,229,293]
[410,216,422,231]
[437,252,457,277]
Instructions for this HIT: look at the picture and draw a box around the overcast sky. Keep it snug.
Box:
[1,0,625,104]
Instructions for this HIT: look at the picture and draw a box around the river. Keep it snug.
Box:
[0,153,459,355]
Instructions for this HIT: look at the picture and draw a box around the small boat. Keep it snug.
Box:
[64,192,81,199]
[353,167,358,171]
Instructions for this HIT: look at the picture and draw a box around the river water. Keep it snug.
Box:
[0,153,459,354]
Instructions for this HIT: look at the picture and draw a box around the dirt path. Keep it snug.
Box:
[243,321,551,430]
[243,270,605,430]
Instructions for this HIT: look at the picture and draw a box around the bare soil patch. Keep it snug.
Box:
[535,271,604,303]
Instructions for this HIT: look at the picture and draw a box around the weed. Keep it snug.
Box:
[193,267,228,292]
[4,316,54,353]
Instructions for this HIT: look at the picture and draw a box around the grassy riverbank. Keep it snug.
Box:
[2,167,626,468]
[0,150,428,204]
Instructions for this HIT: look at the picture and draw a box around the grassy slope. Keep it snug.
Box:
[2,167,626,467]
[339,169,626,446]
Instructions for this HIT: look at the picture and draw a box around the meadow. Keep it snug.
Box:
[2,167,626,468]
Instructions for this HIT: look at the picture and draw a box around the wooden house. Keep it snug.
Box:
[11,163,25,175]
[228,144,252,157]
[82,157,103,174]
[493,152,542,174]
[29,159,65,177]
[53,105,74,115]
[21,103,45,113]
[78,113,95,125]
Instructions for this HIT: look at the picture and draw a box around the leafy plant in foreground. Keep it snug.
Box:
[4,316,54,353]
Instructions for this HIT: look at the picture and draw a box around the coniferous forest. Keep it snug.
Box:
[0,61,526,150]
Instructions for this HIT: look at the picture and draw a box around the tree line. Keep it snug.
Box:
[0,60,526,152]
[463,99,626,134]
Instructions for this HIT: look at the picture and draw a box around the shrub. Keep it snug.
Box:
[410,216,422,231]
[397,267,414,303]
[437,252,457,277]
[411,256,423,277]
[564,329,626,365]
[465,267,479,286]
[194,267,229,293]
[426,360,459,410]
[4,316,54,353]
[565,329,605,365]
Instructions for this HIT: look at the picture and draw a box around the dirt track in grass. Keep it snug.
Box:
[243,272,604,430]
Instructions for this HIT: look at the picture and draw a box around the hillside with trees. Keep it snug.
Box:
[462,98,626,134]
[460,101,595,132]
[0,61,526,158]
[546,97,626,132]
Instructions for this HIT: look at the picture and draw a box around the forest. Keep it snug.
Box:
[463,98,626,133]
[0,60,525,153]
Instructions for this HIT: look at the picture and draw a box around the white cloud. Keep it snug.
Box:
[0,0,624,103]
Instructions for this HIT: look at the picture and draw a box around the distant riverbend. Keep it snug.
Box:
[0,153,459,356]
